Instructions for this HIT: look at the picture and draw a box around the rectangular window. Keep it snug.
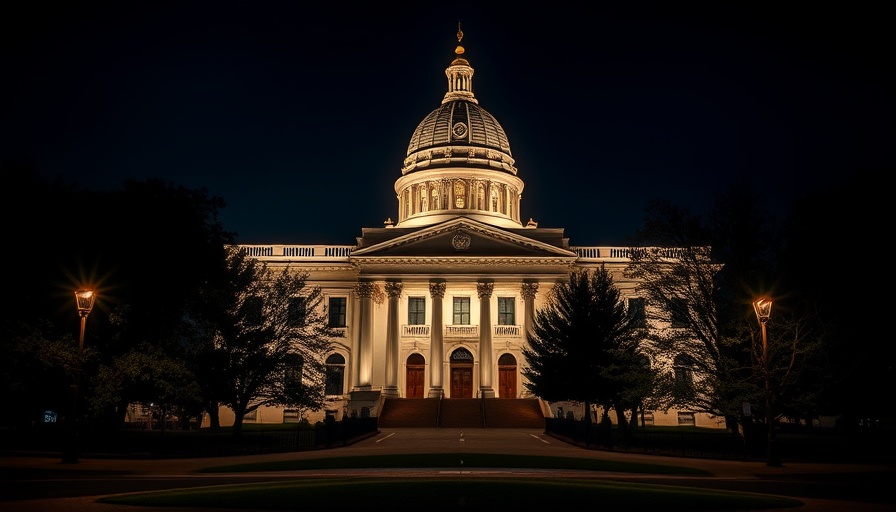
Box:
[288,296,307,327]
[408,297,426,325]
[244,296,263,326]
[627,297,646,328]
[677,411,695,426]
[641,411,655,427]
[328,297,347,327]
[670,297,689,328]
[453,297,470,325]
[497,297,515,325]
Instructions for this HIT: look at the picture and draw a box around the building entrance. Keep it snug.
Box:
[498,353,517,398]
[406,353,425,398]
[449,347,475,398]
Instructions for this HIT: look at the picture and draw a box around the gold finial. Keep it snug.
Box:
[455,21,465,55]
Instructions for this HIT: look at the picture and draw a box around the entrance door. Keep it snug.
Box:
[406,353,425,398]
[450,366,473,398]
[498,353,517,398]
[449,347,475,398]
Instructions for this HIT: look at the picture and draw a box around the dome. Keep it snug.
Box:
[405,100,512,159]
[393,25,524,230]
[400,29,516,177]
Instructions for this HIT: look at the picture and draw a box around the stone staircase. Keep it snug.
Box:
[438,399,484,428]
[377,398,439,427]
[377,397,545,428]
[483,398,545,428]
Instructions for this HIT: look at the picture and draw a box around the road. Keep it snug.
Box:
[1,428,893,511]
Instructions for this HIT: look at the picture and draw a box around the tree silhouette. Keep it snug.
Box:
[190,246,335,437]
[522,266,644,431]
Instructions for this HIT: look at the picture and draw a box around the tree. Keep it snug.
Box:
[0,168,234,432]
[191,246,335,437]
[522,266,643,432]
[626,189,827,437]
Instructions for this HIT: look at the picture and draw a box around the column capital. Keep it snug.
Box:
[429,279,446,299]
[477,280,494,299]
[521,280,539,300]
[385,280,403,298]
[355,282,376,299]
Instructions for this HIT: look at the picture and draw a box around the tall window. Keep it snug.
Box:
[673,353,695,387]
[453,180,466,208]
[627,297,646,328]
[670,297,689,328]
[328,297,347,327]
[408,297,426,325]
[453,297,470,325]
[497,297,515,325]
[288,296,307,327]
[325,353,345,396]
[243,296,263,326]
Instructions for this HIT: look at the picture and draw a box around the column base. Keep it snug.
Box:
[480,387,496,399]
[382,386,400,398]
[427,387,444,398]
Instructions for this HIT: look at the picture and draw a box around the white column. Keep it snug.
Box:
[354,282,375,389]
[521,280,539,339]
[383,280,402,398]
[428,280,446,398]
[477,280,495,398]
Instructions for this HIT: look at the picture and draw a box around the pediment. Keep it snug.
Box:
[351,218,577,259]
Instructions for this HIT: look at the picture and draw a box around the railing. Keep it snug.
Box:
[572,246,706,260]
[445,325,478,337]
[236,245,354,261]
[493,325,521,337]
[401,325,431,337]
[235,244,701,263]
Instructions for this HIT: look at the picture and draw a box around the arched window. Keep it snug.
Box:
[453,180,466,208]
[325,353,346,396]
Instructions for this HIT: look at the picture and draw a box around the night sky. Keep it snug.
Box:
[2,2,892,246]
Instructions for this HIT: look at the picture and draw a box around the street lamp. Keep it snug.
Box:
[63,289,96,463]
[753,297,780,467]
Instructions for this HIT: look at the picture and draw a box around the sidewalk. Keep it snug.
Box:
[2,428,893,511]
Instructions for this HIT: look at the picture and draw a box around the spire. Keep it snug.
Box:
[443,21,477,104]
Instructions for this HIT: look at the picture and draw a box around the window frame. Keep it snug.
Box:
[453,296,471,325]
[497,297,515,325]
[408,296,426,325]
[328,296,347,328]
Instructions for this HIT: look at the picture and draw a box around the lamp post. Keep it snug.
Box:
[753,297,780,467]
[63,289,96,464]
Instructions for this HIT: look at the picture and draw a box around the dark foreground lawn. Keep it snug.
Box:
[98,453,803,511]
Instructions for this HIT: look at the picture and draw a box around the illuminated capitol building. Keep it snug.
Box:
[222,26,718,429]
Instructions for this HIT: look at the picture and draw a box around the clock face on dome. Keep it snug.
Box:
[452,122,468,139]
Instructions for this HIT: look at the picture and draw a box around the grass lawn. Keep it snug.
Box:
[97,453,803,511]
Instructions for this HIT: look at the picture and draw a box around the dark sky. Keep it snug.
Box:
[2,2,892,246]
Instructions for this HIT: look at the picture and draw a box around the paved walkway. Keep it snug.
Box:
[1,428,893,511]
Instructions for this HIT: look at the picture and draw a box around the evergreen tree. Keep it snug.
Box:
[522,266,643,430]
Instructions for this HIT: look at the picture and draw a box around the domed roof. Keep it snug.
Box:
[400,25,516,176]
[405,100,512,157]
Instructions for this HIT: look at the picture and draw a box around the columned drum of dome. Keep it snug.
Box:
[395,25,523,230]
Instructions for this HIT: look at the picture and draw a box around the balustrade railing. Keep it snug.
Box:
[401,325,431,337]
[235,244,699,263]
[493,325,521,337]
[445,325,478,337]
